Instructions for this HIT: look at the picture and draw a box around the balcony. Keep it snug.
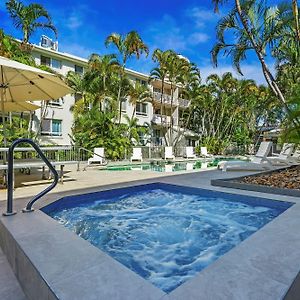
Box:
[152,114,171,126]
[153,92,178,106]
[178,98,191,108]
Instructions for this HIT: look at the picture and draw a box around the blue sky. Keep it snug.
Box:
[0,0,275,84]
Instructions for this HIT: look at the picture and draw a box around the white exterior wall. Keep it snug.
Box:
[30,44,193,147]
[31,50,84,145]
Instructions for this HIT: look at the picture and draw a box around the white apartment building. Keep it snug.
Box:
[30,36,198,147]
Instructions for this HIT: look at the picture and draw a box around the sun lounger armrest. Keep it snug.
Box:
[270,153,280,157]
[254,156,273,165]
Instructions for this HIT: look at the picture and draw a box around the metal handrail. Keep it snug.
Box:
[2,138,59,216]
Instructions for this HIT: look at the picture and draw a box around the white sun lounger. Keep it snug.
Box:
[267,143,294,166]
[164,146,175,160]
[184,147,196,159]
[289,148,300,164]
[218,141,273,172]
[130,147,143,162]
[200,147,213,158]
[87,148,105,165]
[186,162,194,171]
[165,164,174,172]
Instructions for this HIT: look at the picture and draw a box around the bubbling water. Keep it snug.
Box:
[50,189,283,293]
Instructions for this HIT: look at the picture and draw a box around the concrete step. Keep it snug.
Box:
[0,247,27,300]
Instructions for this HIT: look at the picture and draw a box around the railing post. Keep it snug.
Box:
[3,143,16,216]
[2,138,59,216]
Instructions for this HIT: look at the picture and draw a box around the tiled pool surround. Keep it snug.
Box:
[1,170,300,300]
[42,183,292,293]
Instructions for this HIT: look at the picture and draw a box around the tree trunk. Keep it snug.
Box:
[292,0,300,41]
[174,106,193,147]
[118,63,126,124]
[169,83,174,146]
[28,111,33,138]
[131,105,136,120]
[160,79,168,146]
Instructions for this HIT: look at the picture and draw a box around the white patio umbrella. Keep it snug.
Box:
[0,56,72,145]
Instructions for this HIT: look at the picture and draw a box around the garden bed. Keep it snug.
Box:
[240,166,300,190]
[211,166,300,197]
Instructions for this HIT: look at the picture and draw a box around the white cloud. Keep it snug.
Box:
[188,32,210,44]
[146,15,187,52]
[200,63,272,85]
[64,7,87,31]
[66,15,82,30]
[59,43,97,59]
[144,14,211,53]
[186,7,218,28]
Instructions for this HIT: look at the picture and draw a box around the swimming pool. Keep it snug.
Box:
[103,158,239,172]
[42,183,292,293]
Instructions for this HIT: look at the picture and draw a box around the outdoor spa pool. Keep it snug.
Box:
[42,183,293,293]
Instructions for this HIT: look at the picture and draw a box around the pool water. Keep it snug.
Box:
[43,183,292,293]
[104,158,238,172]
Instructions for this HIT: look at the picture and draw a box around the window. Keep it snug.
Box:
[136,79,147,86]
[41,55,51,66]
[136,103,147,116]
[41,119,62,136]
[188,139,196,147]
[121,98,127,112]
[52,120,62,136]
[153,87,161,93]
[75,65,84,74]
[51,58,62,69]
[49,98,63,106]
[41,56,62,69]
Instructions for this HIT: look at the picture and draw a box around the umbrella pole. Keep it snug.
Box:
[0,90,6,146]
[1,66,7,166]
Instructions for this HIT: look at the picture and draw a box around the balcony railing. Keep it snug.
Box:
[153,92,178,106]
[152,114,171,126]
[153,92,190,108]
[178,98,191,108]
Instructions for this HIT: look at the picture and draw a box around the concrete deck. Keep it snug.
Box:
[0,168,300,299]
[0,164,215,201]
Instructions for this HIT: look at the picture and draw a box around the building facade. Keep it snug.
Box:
[30,36,198,147]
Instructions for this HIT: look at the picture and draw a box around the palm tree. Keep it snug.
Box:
[87,53,120,110]
[123,115,142,145]
[149,49,175,144]
[6,0,57,44]
[128,81,152,119]
[292,0,300,40]
[164,54,190,144]
[173,62,201,146]
[88,54,119,91]
[105,31,149,123]
[0,29,35,64]
[211,0,299,127]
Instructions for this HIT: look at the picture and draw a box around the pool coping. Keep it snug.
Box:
[1,172,300,299]
[211,167,300,197]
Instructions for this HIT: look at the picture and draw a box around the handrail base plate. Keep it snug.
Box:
[2,211,17,217]
[22,208,34,213]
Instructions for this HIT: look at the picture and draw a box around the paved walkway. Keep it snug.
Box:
[0,164,215,202]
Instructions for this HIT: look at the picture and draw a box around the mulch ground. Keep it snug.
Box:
[239,166,300,190]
